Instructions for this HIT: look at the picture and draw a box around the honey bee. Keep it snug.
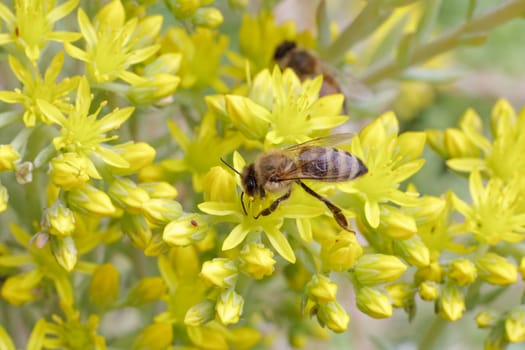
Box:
[221,134,368,232]
[273,40,371,103]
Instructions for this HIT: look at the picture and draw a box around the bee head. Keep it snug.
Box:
[241,164,258,197]
[274,40,297,60]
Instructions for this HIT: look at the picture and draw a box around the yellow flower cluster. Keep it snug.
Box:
[0,1,524,350]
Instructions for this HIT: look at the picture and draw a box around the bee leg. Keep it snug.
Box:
[296,180,352,232]
[240,192,248,215]
[254,189,292,219]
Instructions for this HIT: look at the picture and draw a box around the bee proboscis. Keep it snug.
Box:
[221,134,368,232]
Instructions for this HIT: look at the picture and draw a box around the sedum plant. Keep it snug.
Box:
[0,0,524,349]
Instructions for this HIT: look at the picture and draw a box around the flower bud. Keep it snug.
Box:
[444,128,478,158]
[133,322,173,350]
[320,231,363,272]
[385,283,413,308]
[108,178,150,213]
[316,301,350,333]
[15,161,33,184]
[89,263,120,308]
[67,184,116,215]
[142,198,183,225]
[49,153,100,189]
[415,258,443,283]
[393,236,430,267]
[438,284,465,321]
[216,289,244,326]
[475,310,498,328]
[167,0,199,19]
[109,142,156,175]
[1,270,43,305]
[306,274,338,304]
[139,182,178,199]
[354,254,407,286]
[228,0,248,9]
[121,214,152,249]
[186,323,228,349]
[204,166,237,202]
[505,309,525,343]
[239,242,275,279]
[520,256,525,279]
[127,277,167,306]
[200,258,238,288]
[50,236,77,271]
[380,209,417,239]
[192,7,223,29]
[42,202,75,237]
[418,281,439,301]
[476,253,518,285]
[144,233,170,256]
[0,184,8,213]
[0,145,20,171]
[185,299,215,326]
[356,287,392,318]
[224,95,270,140]
[163,214,208,246]
[448,259,477,286]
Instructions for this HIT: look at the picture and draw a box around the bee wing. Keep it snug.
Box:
[285,133,354,151]
[320,62,373,102]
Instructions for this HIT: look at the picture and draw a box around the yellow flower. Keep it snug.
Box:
[0,145,20,171]
[88,263,120,308]
[0,325,16,350]
[452,170,525,245]
[225,67,347,147]
[1,269,43,305]
[160,26,228,91]
[0,53,79,127]
[65,0,161,83]
[385,283,413,308]
[0,0,80,63]
[37,77,134,169]
[340,113,425,228]
[163,113,242,192]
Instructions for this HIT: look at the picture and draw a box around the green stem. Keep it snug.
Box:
[418,316,447,350]
[360,0,525,84]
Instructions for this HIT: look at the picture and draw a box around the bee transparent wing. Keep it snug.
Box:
[285,133,354,152]
[320,62,373,102]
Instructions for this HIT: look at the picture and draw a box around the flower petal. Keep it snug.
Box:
[222,224,249,250]
[265,226,295,263]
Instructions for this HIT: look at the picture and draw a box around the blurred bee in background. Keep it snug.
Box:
[222,134,368,232]
[273,40,371,105]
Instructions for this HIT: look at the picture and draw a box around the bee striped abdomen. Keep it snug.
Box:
[299,147,367,181]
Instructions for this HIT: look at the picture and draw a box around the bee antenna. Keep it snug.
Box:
[220,157,242,176]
